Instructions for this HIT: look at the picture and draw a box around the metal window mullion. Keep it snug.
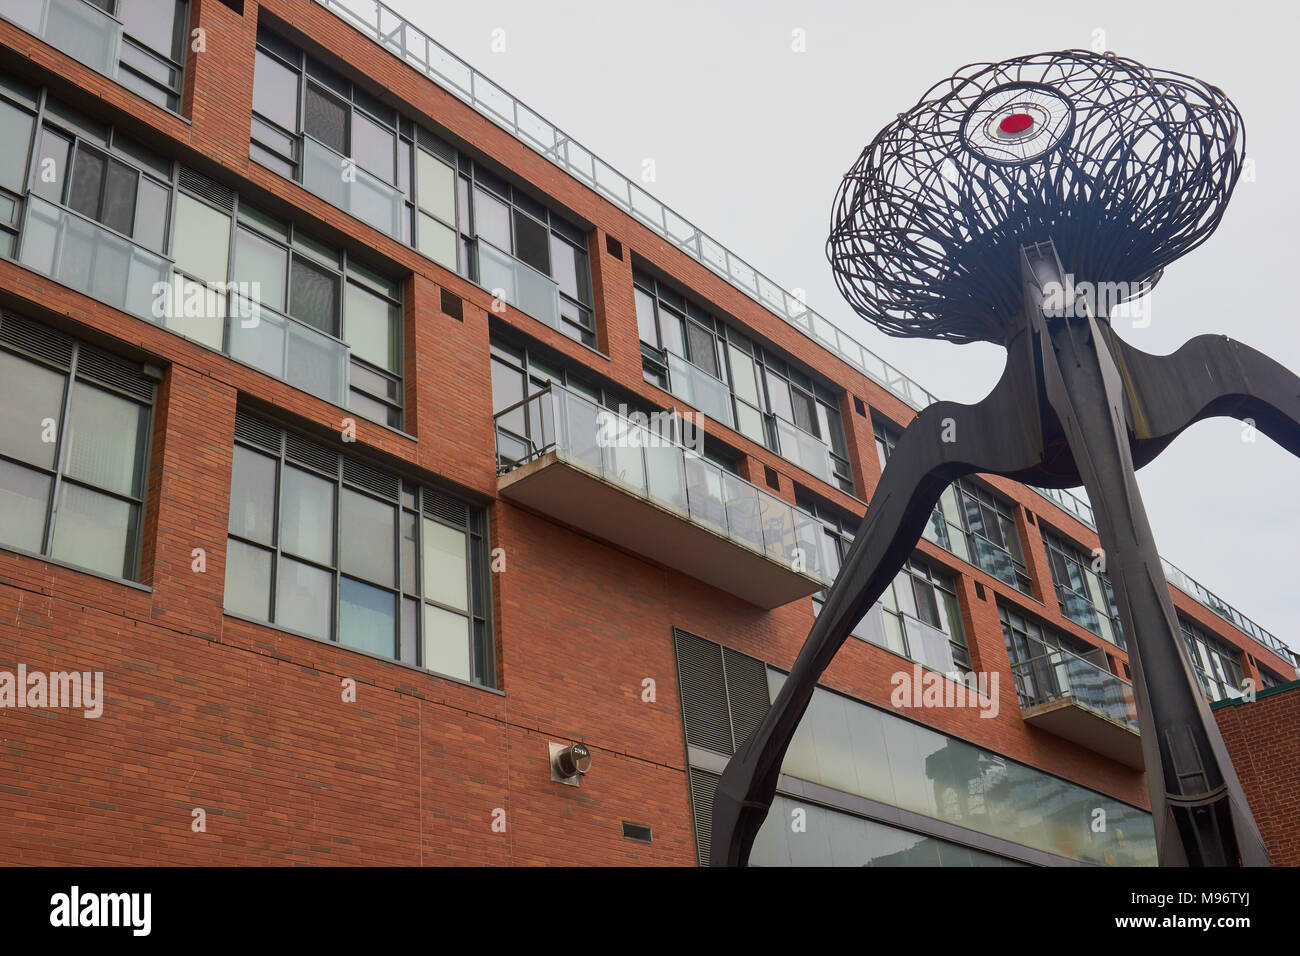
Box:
[330,453,342,645]
[41,341,80,555]
[267,434,285,625]
[477,507,494,687]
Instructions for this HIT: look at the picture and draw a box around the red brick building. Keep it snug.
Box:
[0,0,1293,866]
[1212,683,1300,866]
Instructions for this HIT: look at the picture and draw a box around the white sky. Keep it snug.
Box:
[385,0,1300,652]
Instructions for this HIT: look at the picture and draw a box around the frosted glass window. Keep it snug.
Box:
[0,99,33,193]
[173,193,231,284]
[344,282,398,372]
[63,382,147,497]
[416,148,455,222]
[472,187,510,252]
[234,227,288,312]
[253,49,299,132]
[0,350,65,468]
[228,445,276,544]
[224,538,271,620]
[50,483,136,579]
[351,111,394,183]
[423,603,469,681]
[417,213,456,269]
[279,465,333,564]
[422,518,467,611]
[0,459,50,554]
[275,556,331,639]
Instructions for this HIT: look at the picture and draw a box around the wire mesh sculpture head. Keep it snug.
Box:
[827,50,1245,345]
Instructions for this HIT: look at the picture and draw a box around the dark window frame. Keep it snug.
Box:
[0,312,156,583]
[225,414,495,687]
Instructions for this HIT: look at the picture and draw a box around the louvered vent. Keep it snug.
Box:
[285,432,339,474]
[722,647,771,753]
[422,486,467,526]
[233,411,280,453]
[0,312,73,368]
[674,630,733,755]
[77,344,153,401]
[178,166,235,212]
[688,768,720,866]
[343,456,399,500]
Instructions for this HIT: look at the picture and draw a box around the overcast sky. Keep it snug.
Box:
[385,0,1300,653]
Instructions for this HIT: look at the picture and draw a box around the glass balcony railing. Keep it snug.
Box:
[227,301,350,407]
[313,0,1297,670]
[773,417,833,485]
[1056,586,1102,634]
[1009,634,1139,731]
[19,195,171,323]
[665,352,734,430]
[473,237,562,332]
[15,197,348,407]
[0,0,123,79]
[494,382,831,585]
[301,136,405,240]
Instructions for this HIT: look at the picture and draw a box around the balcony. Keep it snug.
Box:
[773,417,834,485]
[18,195,171,323]
[494,383,833,608]
[1009,635,1141,768]
[301,136,405,240]
[666,352,734,429]
[0,0,123,79]
[474,237,562,332]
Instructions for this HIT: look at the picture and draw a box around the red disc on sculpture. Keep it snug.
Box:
[999,112,1034,134]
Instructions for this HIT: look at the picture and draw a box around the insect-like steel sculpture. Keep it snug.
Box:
[712,50,1299,867]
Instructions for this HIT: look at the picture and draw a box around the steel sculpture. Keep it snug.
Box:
[712,50,1295,867]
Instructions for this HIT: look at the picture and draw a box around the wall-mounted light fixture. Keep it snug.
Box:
[549,741,592,786]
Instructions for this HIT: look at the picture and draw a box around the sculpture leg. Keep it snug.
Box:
[1110,330,1300,465]
[709,345,1049,866]
[1024,246,1268,866]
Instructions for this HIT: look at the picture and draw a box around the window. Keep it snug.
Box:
[635,269,853,492]
[0,76,36,256]
[875,418,1032,595]
[25,99,172,254]
[1258,664,1289,689]
[1178,617,1247,702]
[876,558,970,678]
[458,160,595,347]
[0,312,154,581]
[676,630,1156,866]
[113,0,190,112]
[170,178,405,427]
[224,414,494,686]
[250,29,461,268]
[799,491,968,678]
[1042,528,1125,648]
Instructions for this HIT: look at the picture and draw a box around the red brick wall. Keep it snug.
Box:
[1213,685,1300,866]
[0,0,1291,866]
